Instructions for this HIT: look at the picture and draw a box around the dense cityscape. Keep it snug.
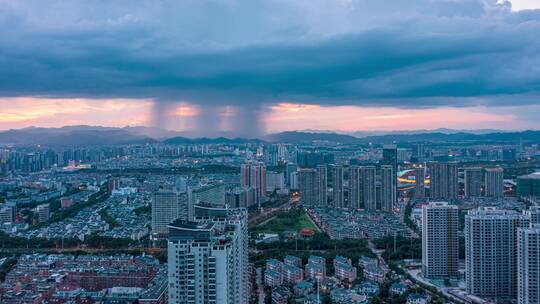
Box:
[0,129,539,304]
[2,0,540,303]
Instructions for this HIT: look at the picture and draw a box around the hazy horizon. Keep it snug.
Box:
[0,123,536,138]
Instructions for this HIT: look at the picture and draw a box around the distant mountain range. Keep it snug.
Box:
[355,130,540,144]
[122,126,188,139]
[268,130,539,144]
[163,136,263,145]
[348,128,508,138]
[293,128,508,138]
[0,125,538,146]
[263,131,359,144]
[0,126,263,146]
[0,126,156,146]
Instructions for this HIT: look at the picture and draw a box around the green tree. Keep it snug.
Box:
[322,294,332,304]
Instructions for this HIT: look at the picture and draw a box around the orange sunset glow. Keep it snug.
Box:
[1,98,537,133]
[0,98,153,129]
[265,103,521,132]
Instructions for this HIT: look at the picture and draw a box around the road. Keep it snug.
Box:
[256,267,265,304]
[248,197,296,226]
[407,268,468,304]
[368,233,463,303]
[402,197,420,238]
[367,239,389,272]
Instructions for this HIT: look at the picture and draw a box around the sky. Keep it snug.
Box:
[1,0,540,137]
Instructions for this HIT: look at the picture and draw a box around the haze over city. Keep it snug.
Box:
[1,0,540,137]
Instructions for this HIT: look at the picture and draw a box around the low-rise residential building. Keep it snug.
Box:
[266,258,284,273]
[0,254,164,304]
[294,281,313,297]
[305,256,326,280]
[356,280,380,296]
[359,256,378,268]
[331,287,369,304]
[334,256,357,282]
[390,282,408,296]
[137,268,168,304]
[284,255,303,268]
[363,263,386,283]
[60,197,74,208]
[271,286,291,304]
[283,265,304,284]
[407,293,428,304]
[265,269,283,287]
[308,208,410,240]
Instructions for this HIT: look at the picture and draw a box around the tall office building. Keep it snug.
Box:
[413,143,425,163]
[427,162,458,200]
[414,167,425,198]
[290,171,299,190]
[517,172,540,199]
[382,145,398,175]
[421,202,459,279]
[360,166,377,211]
[380,165,395,211]
[332,165,344,208]
[168,207,248,304]
[523,206,540,225]
[0,205,14,224]
[188,182,226,208]
[152,190,190,237]
[175,176,188,193]
[37,203,50,223]
[298,168,318,206]
[503,148,517,162]
[266,144,286,165]
[349,166,361,210]
[518,225,540,304]
[517,205,540,304]
[485,167,504,198]
[296,151,334,168]
[5,201,17,220]
[266,171,285,192]
[240,162,267,207]
[382,145,398,205]
[397,148,410,163]
[465,208,523,299]
[316,165,328,206]
[464,168,483,198]
[286,163,298,186]
[225,187,255,208]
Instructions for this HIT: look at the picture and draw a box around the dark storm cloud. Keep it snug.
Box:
[0,0,539,109]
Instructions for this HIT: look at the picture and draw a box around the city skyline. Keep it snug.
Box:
[1,105,540,304]
[1,1,540,136]
[3,1,540,303]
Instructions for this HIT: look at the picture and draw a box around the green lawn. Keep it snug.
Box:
[251,233,375,268]
[252,209,318,234]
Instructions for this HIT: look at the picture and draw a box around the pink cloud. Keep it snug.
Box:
[265,103,520,132]
[0,97,152,130]
[0,98,537,133]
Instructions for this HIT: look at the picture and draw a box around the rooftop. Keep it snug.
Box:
[168,220,214,231]
[519,172,540,180]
